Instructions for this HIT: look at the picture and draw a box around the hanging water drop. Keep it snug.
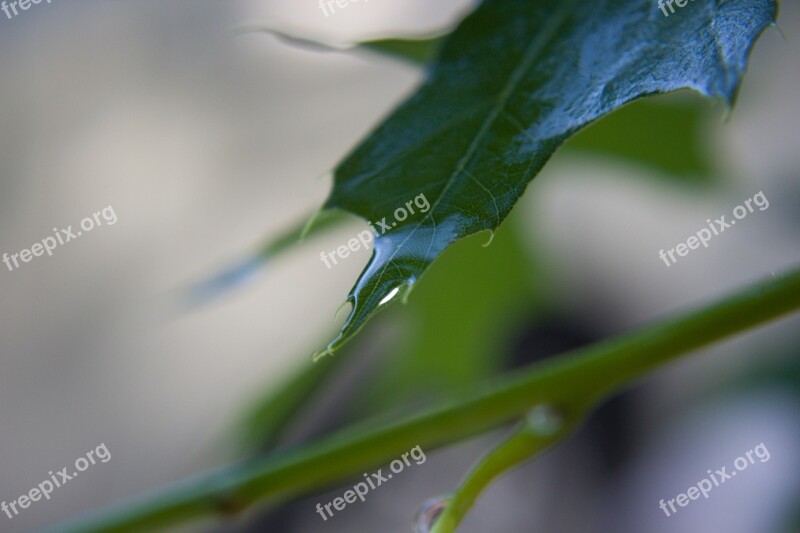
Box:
[379,286,401,305]
[413,495,451,533]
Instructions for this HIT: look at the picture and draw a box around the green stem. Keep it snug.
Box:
[429,406,585,533]
[48,268,800,533]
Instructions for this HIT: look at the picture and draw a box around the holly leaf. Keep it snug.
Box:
[315,0,777,359]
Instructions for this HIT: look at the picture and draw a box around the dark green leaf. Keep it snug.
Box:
[317,0,777,358]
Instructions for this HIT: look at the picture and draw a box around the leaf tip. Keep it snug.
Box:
[311,347,334,363]
[300,206,327,242]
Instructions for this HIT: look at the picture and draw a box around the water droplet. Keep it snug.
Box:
[379,287,401,306]
[526,404,563,436]
[413,495,451,533]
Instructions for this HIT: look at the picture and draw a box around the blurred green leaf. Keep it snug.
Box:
[565,96,715,181]
[183,210,345,307]
[238,346,349,451]
[319,0,777,357]
[360,213,542,414]
[361,36,444,64]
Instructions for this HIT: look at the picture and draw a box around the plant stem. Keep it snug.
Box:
[48,268,800,533]
[429,406,585,533]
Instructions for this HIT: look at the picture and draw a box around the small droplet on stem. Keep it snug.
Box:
[413,494,451,533]
[526,404,563,436]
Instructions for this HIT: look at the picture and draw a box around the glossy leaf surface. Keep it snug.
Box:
[318,0,778,357]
